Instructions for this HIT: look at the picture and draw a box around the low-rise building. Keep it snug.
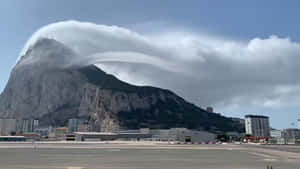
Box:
[270,129,281,138]
[281,128,300,144]
[77,124,89,132]
[67,118,88,133]
[150,128,216,142]
[55,127,68,140]
[150,129,172,141]
[226,131,244,142]
[74,132,118,141]
[269,129,284,144]
[282,128,300,139]
[73,128,216,142]
[21,133,40,141]
[0,136,26,142]
[34,126,55,138]
[175,129,216,142]
[0,119,17,136]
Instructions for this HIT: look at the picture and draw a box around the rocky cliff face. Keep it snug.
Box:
[0,38,244,132]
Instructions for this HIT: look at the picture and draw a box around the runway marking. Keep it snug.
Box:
[263,158,278,162]
[244,151,279,162]
[246,151,277,158]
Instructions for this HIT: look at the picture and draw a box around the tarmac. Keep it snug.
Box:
[0,141,299,169]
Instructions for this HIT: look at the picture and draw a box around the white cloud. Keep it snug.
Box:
[18,20,300,111]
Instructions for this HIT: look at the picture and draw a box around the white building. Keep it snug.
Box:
[270,129,281,138]
[22,119,39,133]
[68,118,80,133]
[0,119,17,136]
[245,115,270,138]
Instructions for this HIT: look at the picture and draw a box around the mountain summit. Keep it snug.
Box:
[0,38,243,132]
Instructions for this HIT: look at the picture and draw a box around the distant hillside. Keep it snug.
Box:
[0,38,244,132]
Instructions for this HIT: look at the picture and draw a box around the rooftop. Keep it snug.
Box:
[0,136,25,138]
[74,132,117,135]
[245,115,269,119]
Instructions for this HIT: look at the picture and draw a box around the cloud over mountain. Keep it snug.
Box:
[19,20,300,111]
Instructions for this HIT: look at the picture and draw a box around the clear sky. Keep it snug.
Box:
[1,0,300,129]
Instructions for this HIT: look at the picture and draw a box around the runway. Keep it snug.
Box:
[0,142,299,169]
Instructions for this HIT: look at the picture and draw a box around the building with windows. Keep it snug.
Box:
[72,128,216,142]
[68,118,92,133]
[282,128,300,139]
[281,128,300,144]
[245,115,270,138]
[22,119,39,133]
[68,118,81,133]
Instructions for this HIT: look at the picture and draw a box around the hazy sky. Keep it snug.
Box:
[1,0,300,129]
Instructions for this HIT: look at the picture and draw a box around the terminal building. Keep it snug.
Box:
[245,115,270,138]
[74,129,152,141]
[73,128,216,142]
[74,132,118,141]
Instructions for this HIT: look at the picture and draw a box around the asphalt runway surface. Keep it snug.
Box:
[0,142,299,169]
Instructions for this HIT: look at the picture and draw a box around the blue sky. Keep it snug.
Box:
[1,0,300,129]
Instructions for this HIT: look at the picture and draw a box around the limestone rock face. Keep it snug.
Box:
[0,38,244,132]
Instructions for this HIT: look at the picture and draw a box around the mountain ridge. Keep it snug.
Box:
[0,38,244,132]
